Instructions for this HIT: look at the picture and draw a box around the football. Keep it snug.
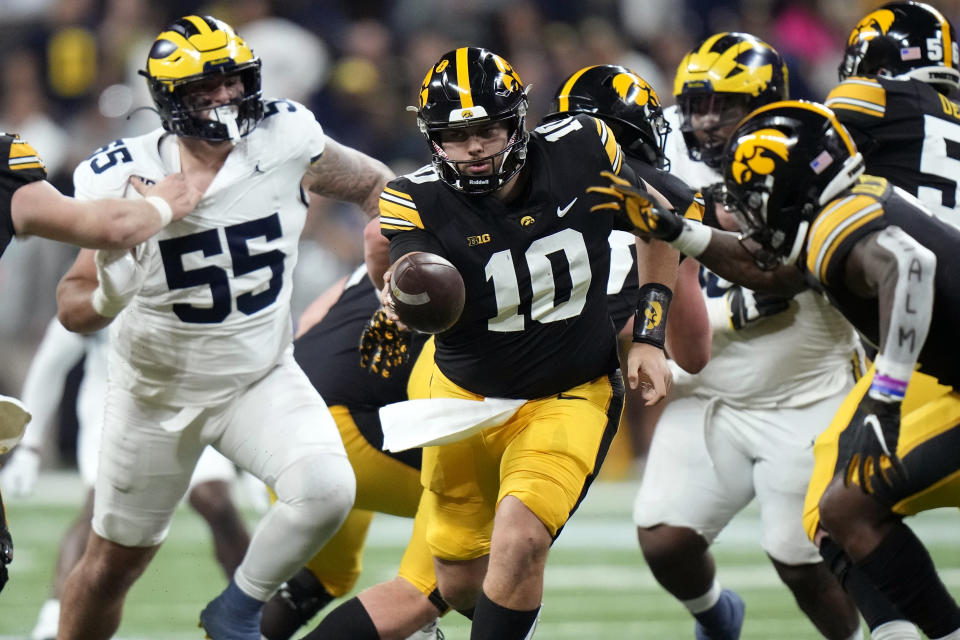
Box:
[389,252,465,334]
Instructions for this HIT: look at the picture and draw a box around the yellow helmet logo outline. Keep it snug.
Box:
[491,54,523,94]
[731,128,791,185]
[848,9,896,46]
[611,73,658,109]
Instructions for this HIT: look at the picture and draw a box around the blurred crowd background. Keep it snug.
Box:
[2,0,959,450]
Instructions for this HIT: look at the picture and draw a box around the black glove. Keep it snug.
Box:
[0,521,11,594]
[840,394,906,494]
[727,287,791,330]
[359,308,412,378]
[587,171,685,241]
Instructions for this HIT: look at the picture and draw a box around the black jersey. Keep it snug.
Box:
[0,133,46,258]
[803,174,960,388]
[605,156,703,330]
[380,115,624,399]
[293,266,429,409]
[826,76,960,225]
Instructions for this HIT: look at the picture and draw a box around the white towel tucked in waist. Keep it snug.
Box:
[381,397,526,452]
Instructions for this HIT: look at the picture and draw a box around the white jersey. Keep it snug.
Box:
[662,105,862,407]
[74,99,326,406]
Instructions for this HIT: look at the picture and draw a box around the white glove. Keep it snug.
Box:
[0,447,41,497]
[91,247,147,317]
[706,286,791,332]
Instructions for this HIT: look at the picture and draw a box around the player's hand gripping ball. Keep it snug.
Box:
[389,252,465,334]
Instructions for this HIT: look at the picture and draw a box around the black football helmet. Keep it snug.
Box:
[675,32,789,168]
[840,1,960,94]
[721,100,865,267]
[414,47,529,195]
[546,65,671,169]
[141,15,263,142]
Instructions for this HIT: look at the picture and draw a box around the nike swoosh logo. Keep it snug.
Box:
[557,197,577,217]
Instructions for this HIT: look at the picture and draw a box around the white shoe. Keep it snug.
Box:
[30,598,59,640]
[405,618,443,640]
[0,395,30,454]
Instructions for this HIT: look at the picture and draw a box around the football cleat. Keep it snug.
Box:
[694,589,745,640]
[405,618,445,640]
[199,580,263,640]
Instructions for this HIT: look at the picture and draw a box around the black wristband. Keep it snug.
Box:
[633,283,673,349]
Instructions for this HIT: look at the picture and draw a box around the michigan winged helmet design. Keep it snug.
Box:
[413,47,529,194]
[674,32,788,167]
[141,15,263,142]
[721,100,864,267]
[547,64,671,169]
[840,1,960,93]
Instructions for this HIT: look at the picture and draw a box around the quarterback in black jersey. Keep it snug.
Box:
[592,100,960,639]
[0,134,200,596]
[373,47,680,639]
[827,1,960,227]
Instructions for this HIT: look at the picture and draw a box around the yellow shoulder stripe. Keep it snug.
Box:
[593,117,623,174]
[8,140,44,171]
[825,79,886,118]
[806,194,883,283]
[379,188,423,231]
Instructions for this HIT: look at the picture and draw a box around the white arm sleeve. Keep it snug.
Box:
[871,226,936,394]
[18,318,88,449]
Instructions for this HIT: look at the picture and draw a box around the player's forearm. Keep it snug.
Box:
[72,198,167,249]
[57,272,114,333]
[697,229,806,295]
[13,181,167,249]
[869,227,935,396]
[665,257,710,373]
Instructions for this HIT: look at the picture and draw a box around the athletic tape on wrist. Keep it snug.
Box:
[144,196,173,227]
[633,283,673,349]
[669,219,712,258]
[869,354,911,402]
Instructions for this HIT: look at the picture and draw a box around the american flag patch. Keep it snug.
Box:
[810,150,834,174]
[900,46,922,61]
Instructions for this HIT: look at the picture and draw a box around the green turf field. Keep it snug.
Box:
[1,475,957,638]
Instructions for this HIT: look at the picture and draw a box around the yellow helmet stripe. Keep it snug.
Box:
[182,15,221,36]
[750,100,857,157]
[926,4,954,68]
[456,47,474,109]
[556,66,596,112]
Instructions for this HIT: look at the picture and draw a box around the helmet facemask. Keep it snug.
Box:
[148,60,263,143]
[678,92,753,168]
[420,98,530,195]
